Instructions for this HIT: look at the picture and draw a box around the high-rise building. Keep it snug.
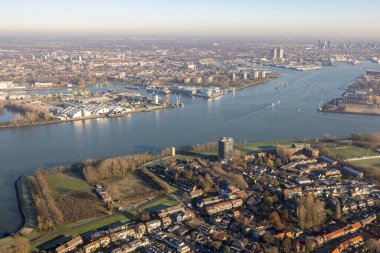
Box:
[153,94,159,104]
[218,137,234,161]
[277,48,284,59]
[270,48,277,60]
[171,147,176,156]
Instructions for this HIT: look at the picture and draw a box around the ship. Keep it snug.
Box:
[268,101,281,107]
[195,86,224,99]
[125,86,139,90]
[146,86,171,94]
[275,83,288,90]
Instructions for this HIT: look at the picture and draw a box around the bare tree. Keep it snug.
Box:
[297,194,325,230]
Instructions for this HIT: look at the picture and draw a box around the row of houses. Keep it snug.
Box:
[205,198,243,215]
[111,238,150,253]
[315,214,376,245]
[331,235,363,253]
[59,213,192,253]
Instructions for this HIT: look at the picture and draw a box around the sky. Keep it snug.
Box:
[0,0,379,39]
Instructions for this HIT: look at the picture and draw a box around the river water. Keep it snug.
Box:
[1,61,380,236]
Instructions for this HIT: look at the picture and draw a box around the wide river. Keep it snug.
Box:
[1,61,380,236]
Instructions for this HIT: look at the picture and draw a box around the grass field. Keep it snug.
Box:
[237,140,293,153]
[329,146,376,159]
[143,195,179,212]
[351,157,380,170]
[45,173,89,196]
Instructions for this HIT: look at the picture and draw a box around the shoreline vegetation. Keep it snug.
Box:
[3,133,379,252]
[0,75,278,129]
[0,103,163,129]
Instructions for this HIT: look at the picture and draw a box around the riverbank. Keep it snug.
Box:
[15,176,36,236]
[0,105,163,129]
[319,106,380,116]
[233,74,279,91]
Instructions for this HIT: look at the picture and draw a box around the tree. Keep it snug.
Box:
[297,194,325,231]
[266,159,274,169]
[275,158,283,167]
[222,246,231,253]
[107,184,122,199]
[282,236,291,253]
[335,201,341,220]
[210,241,222,251]
[232,149,242,159]
[269,211,281,225]
[160,147,172,158]
[138,211,150,222]
[264,231,275,245]
[305,237,316,253]
[276,145,292,159]
[365,238,380,253]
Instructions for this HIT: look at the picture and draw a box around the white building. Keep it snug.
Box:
[34,82,53,88]
[153,94,159,104]
[0,81,14,90]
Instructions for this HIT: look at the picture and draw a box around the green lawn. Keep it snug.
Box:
[330,146,376,159]
[45,173,90,196]
[60,214,129,236]
[175,155,198,161]
[198,151,217,156]
[237,140,293,153]
[351,157,380,170]
[143,195,179,212]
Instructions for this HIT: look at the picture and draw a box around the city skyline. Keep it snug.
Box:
[1,0,379,39]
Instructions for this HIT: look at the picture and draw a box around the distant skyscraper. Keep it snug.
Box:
[270,48,277,60]
[218,137,234,161]
[277,48,284,59]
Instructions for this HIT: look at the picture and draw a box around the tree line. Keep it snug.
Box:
[191,142,218,153]
[81,154,156,184]
[140,166,171,193]
[28,170,63,231]
[351,132,380,148]
[211,164,248,189]
[4,102,52,124]
[176,166,216,193]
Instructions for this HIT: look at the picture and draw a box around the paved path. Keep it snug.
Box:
[345,155,380,161]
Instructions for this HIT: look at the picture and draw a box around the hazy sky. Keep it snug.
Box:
[0,0,379,38]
